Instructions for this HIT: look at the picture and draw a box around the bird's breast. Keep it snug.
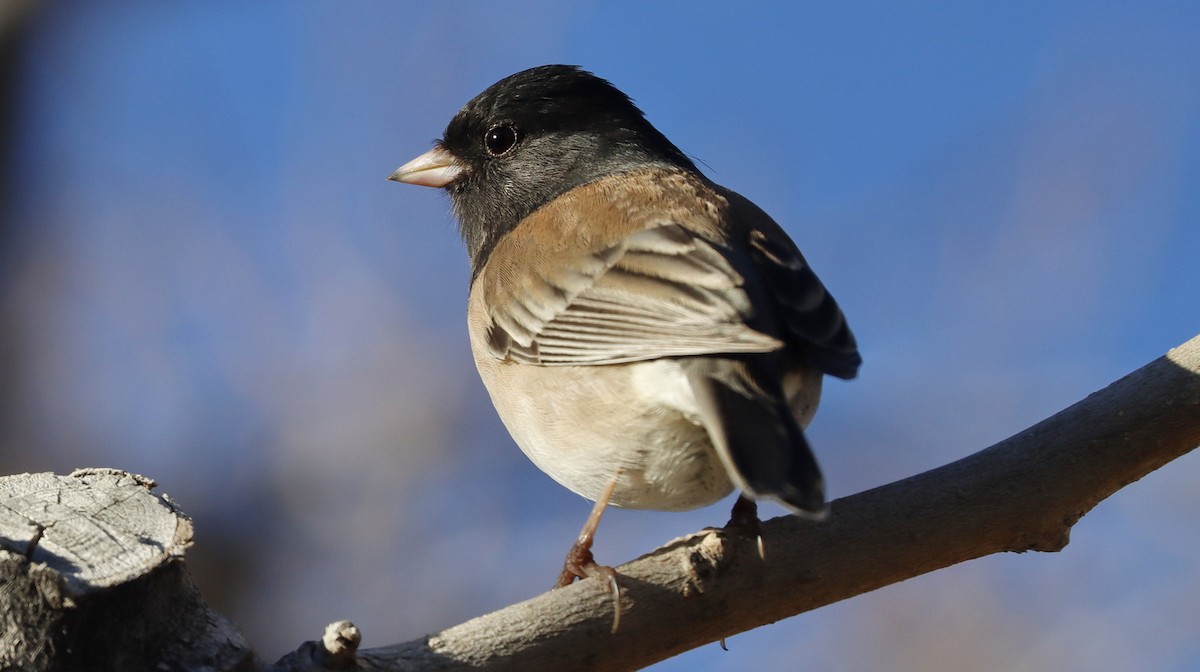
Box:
[468,310,734,510]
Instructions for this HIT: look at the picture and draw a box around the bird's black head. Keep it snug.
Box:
[392,65,696,273]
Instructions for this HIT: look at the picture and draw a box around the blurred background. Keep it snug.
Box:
[2,2,1198,670]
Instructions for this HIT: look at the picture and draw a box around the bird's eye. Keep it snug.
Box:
[484,124,519,156]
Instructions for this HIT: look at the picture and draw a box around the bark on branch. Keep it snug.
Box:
[320,333,1200,671]
[2,334,1198,671]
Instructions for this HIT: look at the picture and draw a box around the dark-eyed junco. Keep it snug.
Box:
[390,65,859,620]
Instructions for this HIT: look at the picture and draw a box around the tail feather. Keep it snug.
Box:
[684,358,826,518]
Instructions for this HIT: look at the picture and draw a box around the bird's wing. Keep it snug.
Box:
[722,189,862,380]
[477,221,782,366]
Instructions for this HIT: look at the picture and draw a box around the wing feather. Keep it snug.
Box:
[482,223,781,366]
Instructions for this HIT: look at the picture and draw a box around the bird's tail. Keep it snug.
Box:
[685,358,827,518]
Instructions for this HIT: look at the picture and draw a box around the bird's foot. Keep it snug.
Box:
[724,494,765,560]
[556,540,622,631]
[553,475,622,632]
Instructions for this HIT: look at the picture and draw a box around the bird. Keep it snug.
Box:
[389,65,860,625]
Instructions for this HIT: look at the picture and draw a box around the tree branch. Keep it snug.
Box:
[3,335,1198,670]
[316,333,1200,671]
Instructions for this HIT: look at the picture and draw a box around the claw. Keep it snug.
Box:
[725,494,765,559]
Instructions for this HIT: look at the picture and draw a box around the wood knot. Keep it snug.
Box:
[322,620,361,667]
[682,530,734,597]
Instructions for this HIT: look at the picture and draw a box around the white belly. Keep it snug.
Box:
[475,356,735,511]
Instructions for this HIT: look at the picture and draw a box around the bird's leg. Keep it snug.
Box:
[555,474,622,632]
[716,495,764,651]
[725,494,766,559]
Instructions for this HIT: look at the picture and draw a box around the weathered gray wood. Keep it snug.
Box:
[0,468,255,671]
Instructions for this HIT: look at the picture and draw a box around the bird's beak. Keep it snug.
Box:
[388,146,464,188]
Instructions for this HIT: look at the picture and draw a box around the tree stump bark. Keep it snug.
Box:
[0,468,254,671]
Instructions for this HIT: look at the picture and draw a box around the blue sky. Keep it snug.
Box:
[6,2,1200,669]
